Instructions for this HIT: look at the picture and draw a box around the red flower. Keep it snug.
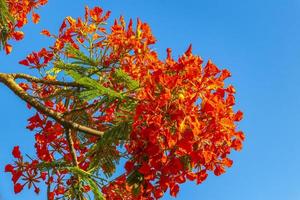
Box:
[170,184,179,197]
[5,44,12,54]
[14,183,24,194]
[5,164,14,172]
[41,29,51,37]
[32,13,40,24]
[12,146,21,159]
[12,31,24,41]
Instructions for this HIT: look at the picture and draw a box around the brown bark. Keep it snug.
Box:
[0,73,104,137]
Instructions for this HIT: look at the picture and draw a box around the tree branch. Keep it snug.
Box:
[65,128,78,166]
[11,73,83,87]
[0,73,104,137]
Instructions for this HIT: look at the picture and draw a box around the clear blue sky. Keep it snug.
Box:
[1,0,300,199]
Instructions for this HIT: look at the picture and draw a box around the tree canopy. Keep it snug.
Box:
[0,1,244,199]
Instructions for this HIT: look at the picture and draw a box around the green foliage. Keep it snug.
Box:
[67,167,105,200]
[112,69,139,91]
[67,70,123,101]
[37,160,68,171]
[50,46,141,107]
[65,45,99,67]
[53,61,88,74]
[100,120,131,145]
[88,121,132,177]
[126,170,144,196]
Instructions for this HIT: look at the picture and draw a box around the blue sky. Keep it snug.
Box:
[1,0,300,199]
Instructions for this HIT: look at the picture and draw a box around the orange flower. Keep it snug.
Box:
[32,13,40,24]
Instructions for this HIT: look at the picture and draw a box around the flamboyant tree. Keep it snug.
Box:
[0,0,244,199]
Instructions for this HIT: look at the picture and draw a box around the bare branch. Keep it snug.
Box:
[65,128,78,166]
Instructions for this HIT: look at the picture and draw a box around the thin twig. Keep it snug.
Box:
[65,127,78,166]
[12,73,83,87]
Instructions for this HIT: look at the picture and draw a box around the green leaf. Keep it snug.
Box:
[67,167,104,200]
[36,160,69,171]
[113,69,139,91]
[53,60,88,74]
[67,70,123,101]
[65,45,98,67]
[88,121,131,176]
[126,170,143,186]
[101,120,131,145]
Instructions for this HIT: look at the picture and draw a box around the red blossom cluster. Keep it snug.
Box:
[4,5,244,200]
[5,146,47,194]
[19,48,53,68]
[100,18,244,199]
[40,6,111,52]
[5,106,91,198]
[1,0,48,54]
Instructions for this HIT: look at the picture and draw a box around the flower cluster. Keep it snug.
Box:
[0,0,48,54]
[5,146,47,194]
[101,18,244,199]
[6,102,94,199]
[5,5,244,200]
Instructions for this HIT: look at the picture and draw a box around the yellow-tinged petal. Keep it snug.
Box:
[220,118,234,129]
[178,93,185,100]
[66,16,76,25]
